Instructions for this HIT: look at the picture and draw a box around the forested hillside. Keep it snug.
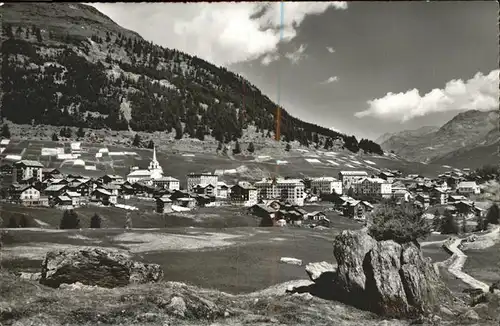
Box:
[0,3,383,155]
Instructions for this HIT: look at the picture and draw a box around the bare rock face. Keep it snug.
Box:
[333,229,377,303]
[330,230,453,318]
[40,248,163,288]
[366,241,408,316]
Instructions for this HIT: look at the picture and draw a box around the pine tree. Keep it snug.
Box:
[475,214,488,232]
[1,124,11,139]
[90,213,102,228]
[285,143,291,152]
[486,203,499,225]
[35,27,42,42]
[147,140,155,149]
[4,24,13,39]
[233,141,241,155]
[52,133,59,141]
[195,127,205,141]
[174,123,183,140]
[7,216,19,228]
[60,210,81,229]
[76,127,85,138]
[132,134,141,147]
[461,214,467,234]
[124,213,132,229]
[247,142,255,153]
[440,210,459,234]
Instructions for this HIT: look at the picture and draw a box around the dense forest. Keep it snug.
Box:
[1,4,383,155]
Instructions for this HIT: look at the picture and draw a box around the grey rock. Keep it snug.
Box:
[39,248,163,288]
[167,296,187,318]
[463,309,480,321]
[367,241,408,316]
[328,230,455,318]
[305,261,336,282]
[18,272,41,281]
[333,229,377,300]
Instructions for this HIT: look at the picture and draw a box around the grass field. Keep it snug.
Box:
[1,138,460,186]
[463,242,500,286]
[1,218,462,295]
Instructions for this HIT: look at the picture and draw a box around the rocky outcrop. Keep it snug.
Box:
[329,230,454,318]
[39,248,163,288]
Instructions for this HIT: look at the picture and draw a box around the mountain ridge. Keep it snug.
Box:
[380,109,499,166]
[0,2,383,155]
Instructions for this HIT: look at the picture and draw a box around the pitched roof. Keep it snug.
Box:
[44,184,67,191]
[15,160,44,167]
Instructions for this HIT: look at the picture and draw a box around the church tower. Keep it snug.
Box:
[148,145,163,179]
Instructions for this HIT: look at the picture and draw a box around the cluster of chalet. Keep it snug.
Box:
[248,200,330,227]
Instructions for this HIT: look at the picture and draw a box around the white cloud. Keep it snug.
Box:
[320,76,339,84]
[89,2,347,66]
[284,44,307,65]
[326,46,335,53]
[261,53,280,66]
[355,69,500,122]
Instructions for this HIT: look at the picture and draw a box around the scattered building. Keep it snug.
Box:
[254,178,305,206]
[457,181,481,195]
[153,176,180,191]
[230,181,258,206]
[186,172,218,193]
[12,160,44,183]
[310,177,342,195]
[338,171,369,192]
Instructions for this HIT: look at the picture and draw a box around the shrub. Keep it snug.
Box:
[60,210,81,229]
[368,200,430,244]
[440,210,459,235]
[486,203,499,225]
[90,213,102,228]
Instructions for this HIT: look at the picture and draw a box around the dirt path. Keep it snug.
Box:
[443,237,490,292]
[437,227,499,294]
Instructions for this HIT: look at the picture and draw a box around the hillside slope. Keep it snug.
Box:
[380,110,499,164]
[377,126,439,153]
[0,2,382,155]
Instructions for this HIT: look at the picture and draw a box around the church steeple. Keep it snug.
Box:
[148,145,163,179]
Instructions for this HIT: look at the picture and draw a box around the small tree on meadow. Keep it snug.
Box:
[1,124,11,139]
[132,134,141,147]
[247,142,255,153]
[233,141,241,155]
[475,214,489,232]
[76,127,85,138]
[285,143,291,152]
[90,213,102,228]
[60,210,81,229]
[52,133,59,141]
[124,213,132,229]
[368,200,430,245]
[440,210,459,234]
[147,140,155,149]
[7,216,19,228]
[486,203,499,225]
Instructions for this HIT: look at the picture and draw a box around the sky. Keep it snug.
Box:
[90,1,499,141]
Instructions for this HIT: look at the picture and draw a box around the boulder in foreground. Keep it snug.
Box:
[330,230,454,318]
[40,248,163,288]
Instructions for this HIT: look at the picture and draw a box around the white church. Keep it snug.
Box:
[126,146,164,184]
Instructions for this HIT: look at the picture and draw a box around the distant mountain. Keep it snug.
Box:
[0,2,383,155]
[377,126,439,150]
[380,110,499,165]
